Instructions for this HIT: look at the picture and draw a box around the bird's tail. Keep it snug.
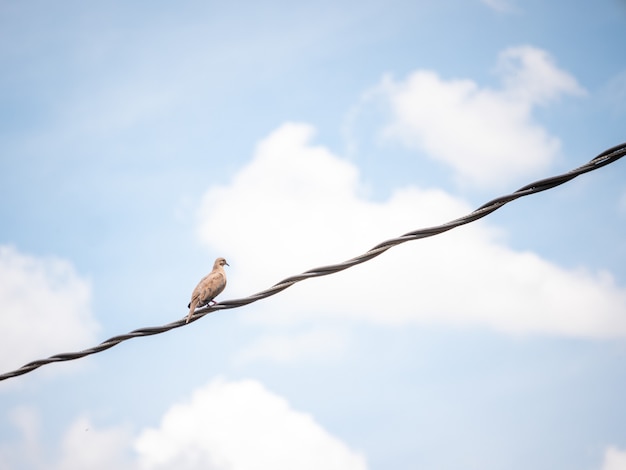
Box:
[185,301,197,323]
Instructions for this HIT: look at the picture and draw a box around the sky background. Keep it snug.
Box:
[1,1,626,469]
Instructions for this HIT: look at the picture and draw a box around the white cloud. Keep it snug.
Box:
[0,407,134,470]
[380,46,585,188]
[135,377,367,470]
[496,47,585,104]
[0,245,99,376]
[54,416,134,470]
[0,406,45,469]
[197,122,626,338]
[602,446,626,470]
[2,378,365,470]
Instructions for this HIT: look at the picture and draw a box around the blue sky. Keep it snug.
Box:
[1,1,626,469]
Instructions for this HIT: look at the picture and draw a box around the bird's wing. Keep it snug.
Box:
[186,270,226,323]
[198,271,226,304]
[188,277,204,306]
[187,272,211,309]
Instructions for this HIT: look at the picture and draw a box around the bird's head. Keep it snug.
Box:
[214,257,229,269]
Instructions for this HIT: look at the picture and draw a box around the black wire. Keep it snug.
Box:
[1,142,625,382]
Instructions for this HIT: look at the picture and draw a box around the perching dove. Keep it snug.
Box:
[186,257,229,323]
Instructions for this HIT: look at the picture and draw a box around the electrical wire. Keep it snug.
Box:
[1,142,625,382]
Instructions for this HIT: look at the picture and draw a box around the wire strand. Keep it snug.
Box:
[1,142,625,382]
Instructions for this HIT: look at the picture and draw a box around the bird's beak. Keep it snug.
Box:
[225,261,230,266]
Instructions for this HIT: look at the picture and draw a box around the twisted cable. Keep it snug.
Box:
[1,142,625,382]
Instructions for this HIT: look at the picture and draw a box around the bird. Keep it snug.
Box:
[186,257,229,323]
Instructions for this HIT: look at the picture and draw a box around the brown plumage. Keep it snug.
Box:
[186,257,229,323]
